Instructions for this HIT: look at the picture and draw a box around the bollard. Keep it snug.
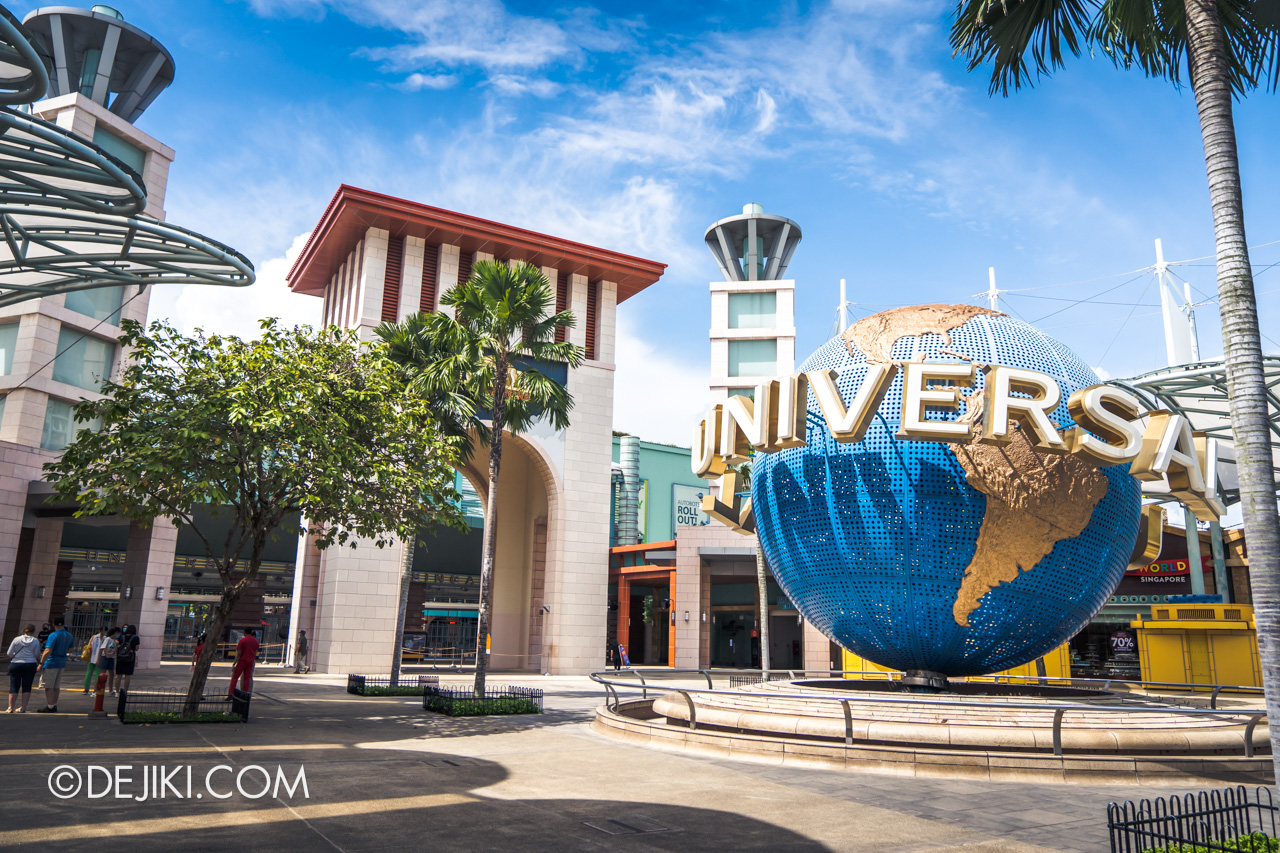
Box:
[88,671,109,718]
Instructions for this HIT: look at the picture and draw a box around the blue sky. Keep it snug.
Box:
[27,0,1280,444]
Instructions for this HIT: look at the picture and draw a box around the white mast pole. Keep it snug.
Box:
[986,267,999,311]
[839,278,847,333]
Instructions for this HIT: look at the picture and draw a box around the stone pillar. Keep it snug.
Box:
[1210,520,1231,603]
[118,518,178,670]
[285,533,321,669]
[312,537,405,674]
[802,619,830,674]
[17,517,63,631]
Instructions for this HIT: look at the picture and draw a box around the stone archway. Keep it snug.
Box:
[453,431,562,672]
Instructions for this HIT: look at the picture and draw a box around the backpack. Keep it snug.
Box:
[80,642,92,661]
[117,636,137,664]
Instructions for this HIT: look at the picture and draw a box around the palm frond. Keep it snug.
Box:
[951,0,1100,95]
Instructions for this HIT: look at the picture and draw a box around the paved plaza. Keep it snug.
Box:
[0,663,1203,852]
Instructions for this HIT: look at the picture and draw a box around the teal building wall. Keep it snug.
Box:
[611,436,710,544]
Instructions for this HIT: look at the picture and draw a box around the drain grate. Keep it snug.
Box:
[583,816,671,836]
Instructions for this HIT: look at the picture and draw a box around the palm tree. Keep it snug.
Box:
[379,260,583,695]
[376,314,487,686]
[951,0,1280,771]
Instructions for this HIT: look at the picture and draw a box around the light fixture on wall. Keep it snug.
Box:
[123,586,132,600]
[155,587,165,600]
[35,585,45,599]
[683,611,689,622]
[701,612,707,623]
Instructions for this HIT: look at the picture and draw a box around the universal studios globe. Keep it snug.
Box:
[752,304,1142,679]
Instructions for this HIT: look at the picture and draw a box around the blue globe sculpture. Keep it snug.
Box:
[752,305,1141,677]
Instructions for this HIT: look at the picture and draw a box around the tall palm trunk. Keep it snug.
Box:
[756,544,770,677]
[1184,0,1280,775]
[389,538,415,686]
[474,353,509,697]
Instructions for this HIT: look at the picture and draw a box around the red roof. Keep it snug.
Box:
[287,185,667,302]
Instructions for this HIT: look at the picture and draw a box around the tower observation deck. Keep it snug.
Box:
[23,5,174,123]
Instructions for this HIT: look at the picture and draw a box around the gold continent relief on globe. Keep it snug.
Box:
[839,304,1110,627]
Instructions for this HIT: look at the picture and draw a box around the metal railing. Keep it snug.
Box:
[1108,785,1277,851]
[589,669,1270,759]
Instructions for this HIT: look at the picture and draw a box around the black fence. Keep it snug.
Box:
[1108,786,1278,852]
[116,688,252,723]
[422,685,544,716]
[346,674,439,696]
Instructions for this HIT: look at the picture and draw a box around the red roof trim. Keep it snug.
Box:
[286,185,667,304]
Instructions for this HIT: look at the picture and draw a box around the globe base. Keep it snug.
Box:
[901,669,950,692]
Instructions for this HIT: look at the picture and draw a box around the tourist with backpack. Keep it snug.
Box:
[99,628,119,695]
[113,625,140,694]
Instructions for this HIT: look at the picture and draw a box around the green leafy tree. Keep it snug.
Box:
[951,0,1280,770]
[45,319,465,715]
[377,259,583,696]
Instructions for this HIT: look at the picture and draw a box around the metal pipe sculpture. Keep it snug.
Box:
[0,3,253,308]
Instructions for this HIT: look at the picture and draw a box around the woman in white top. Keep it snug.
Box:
[83,626,108,694]
[99,628,119,696]
[7,624,41,713]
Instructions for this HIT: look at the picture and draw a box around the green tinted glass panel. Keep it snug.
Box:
[52,327,114,391]
[0,322,17,375]
[65,286,124,323]
[91,126,147,175]
[727,339,777,377]
[728,292,776,329]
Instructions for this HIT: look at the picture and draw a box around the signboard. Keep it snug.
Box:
[672,483,712,528]
[1115,558,1212,596]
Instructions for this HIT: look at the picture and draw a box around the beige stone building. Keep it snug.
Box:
[284,185,666,675]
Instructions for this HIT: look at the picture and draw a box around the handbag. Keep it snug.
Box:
[80,642,92,661]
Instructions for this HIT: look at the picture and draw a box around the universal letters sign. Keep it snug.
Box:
[691,365,1224,533]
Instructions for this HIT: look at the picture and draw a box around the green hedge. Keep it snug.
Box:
[1143,833,1279,853]
[357,685,426,697]
[121,711,243,724]
[423,696,541,717]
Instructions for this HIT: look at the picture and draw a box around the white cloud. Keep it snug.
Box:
[612,313,709,446]
[163,233,321,339]
[399,72,457,91]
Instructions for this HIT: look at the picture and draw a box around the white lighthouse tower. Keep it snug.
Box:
[705,203,801,401]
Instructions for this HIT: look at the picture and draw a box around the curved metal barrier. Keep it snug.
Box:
[0,2,253,309]
[589,669,1269,758]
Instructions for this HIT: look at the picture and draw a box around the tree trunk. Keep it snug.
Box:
[474,354,509,697]
[756,544,771,678]
[1184,0,1280,775]
[184,600,233,717]
[389,537,416,687]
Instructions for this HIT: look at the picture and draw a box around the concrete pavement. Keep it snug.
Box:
[0,662,1199,852]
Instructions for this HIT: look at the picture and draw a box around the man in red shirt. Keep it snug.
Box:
[228,629,260,697]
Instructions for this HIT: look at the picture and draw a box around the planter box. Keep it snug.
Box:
[346,674,438,697]
[422,685,543,717]
[117,688,251,723]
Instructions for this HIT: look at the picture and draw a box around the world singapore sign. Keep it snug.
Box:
[691,304,1224,678]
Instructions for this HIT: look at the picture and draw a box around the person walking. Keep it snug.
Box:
[83,626,107,694]
[294,629,309,674]
[191,632,207,672]
[99,627,119,695]
[112,625,140,695]
[228,628,259,696]
[35,617,74,713]
[6,624,40,713]
[36,622,51,647]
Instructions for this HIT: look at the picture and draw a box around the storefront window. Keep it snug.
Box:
[727,338,777,377]
[64,286,125,323]
[52,327,115,391]
[728,291,776,329]
[0,321,17,375]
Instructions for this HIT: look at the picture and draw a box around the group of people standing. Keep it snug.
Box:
[5,619,139,714]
